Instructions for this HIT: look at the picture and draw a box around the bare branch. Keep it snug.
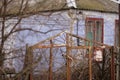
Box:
[12,28,64,34]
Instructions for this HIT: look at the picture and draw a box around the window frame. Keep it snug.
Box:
[85,17,104,45]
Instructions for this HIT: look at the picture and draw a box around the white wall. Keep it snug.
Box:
[77,10,118,45]
[18,10,118,46]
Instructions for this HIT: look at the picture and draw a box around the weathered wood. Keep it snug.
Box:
[34,44,90,49]
[68,33,111,48]
[31,31,65,49]
[66,33,71,80]
[24,44,33,80]
[49,40,53,80]
[88,47,92,80]
[34,44,66,49]
[111,46,115,80]
[69,46,90,49]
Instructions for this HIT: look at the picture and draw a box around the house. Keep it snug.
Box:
[16,0,119,46]
[17,0,119,80]
[0,0,119,79]
[2,0,118,46]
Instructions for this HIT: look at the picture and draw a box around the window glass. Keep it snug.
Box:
[86,21,94,46]
[95,21,102,43]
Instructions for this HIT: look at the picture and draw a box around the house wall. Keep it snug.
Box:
[18,11,71,45]
[14,11,72,72]
[18,10,118,46]
[77,10,118,45]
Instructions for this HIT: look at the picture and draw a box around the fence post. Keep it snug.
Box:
[111,46,115,80]
[88,46,92,80]
[24,44,33,80]
[66,33,71,80]
[48,40,53,80]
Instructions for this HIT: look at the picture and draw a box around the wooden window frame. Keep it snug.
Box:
[85,17,104,45]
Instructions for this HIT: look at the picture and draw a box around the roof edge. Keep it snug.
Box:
[0,7,118,18]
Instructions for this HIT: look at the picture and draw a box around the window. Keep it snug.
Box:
[115,20,119,47]
[85,18,103,46]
